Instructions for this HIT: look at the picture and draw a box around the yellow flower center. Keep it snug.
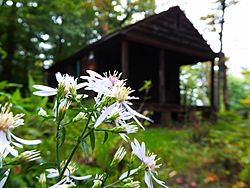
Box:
[113,86,131,102]
[0,112,15,132]
[0,104,24,132]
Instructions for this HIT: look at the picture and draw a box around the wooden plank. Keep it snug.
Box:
[130,27,212,52]
[159,49,166,103]
[126,32,216,60]
[121,39,129,79]
[134,102,212,112]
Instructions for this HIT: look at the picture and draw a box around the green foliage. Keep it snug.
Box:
[0,47,7,60]
[200,0,238,34]
[180,63,210,106]
[240,70,250,107]
[228,74,249,111]
[0,0,155,89]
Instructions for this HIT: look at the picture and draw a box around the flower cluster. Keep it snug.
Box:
[8,70,168,188]
[131,139,168,188]
[82,70,153,130]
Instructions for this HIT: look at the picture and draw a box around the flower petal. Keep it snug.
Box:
[150,171,168,188]
[94,103,117,128]
[33,90,57,96]
[6,144,18,157]
[11,141,23,148]
[71,175,92,180]
[76,83,88,90]
[55,72,63,83]
[119,133,129,142]
[123,102,153,123]
[46,168,59,178]
[119,168,139,180]
[50,177,67,188]
[144,171,153,188]
[86,70,104,79]
[0,169,10,188]
[10,133,41,145]
[33,85,56,92]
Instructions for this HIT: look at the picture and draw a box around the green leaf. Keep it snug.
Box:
[80,140,89,160]
[28,72,35,94]
[103,132,109,144]
[0,81,7,90]
[12,89,22,101]
[90,130,95,153]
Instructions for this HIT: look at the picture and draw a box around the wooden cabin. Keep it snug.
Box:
[48,6,218,122]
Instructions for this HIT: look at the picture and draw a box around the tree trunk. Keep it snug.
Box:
[218,1,230,111]
[1,4,17,82]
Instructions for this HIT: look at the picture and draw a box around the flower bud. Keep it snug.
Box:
[38,173,46,188]
[38,108,48,117]
[110,147,126,167]
[57,82,67,99]
[20,150,40,162]
[73,112,87,122]
[124,124,138,134]
[92,174,103,188]
[69,84,77,100]
[111,126,126,133]
[56,99,71,121]
[123,177,140,188]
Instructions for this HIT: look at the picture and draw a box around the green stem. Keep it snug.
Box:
[58,112,93,181]
[56,121,61,172]
[56,98,61,172]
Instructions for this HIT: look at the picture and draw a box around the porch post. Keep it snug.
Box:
[121,39,129,79]
[210,59,215,108]
[159,49,170,124]
[159,49,166,103]
[210,59,217,122]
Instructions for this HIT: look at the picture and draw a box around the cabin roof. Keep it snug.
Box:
[49,6,217,71]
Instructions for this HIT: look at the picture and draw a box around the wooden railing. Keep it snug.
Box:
[134,102,212,113]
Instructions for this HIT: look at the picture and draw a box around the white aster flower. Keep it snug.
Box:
[131,139,168,188]
[33,72,86,99]
[47,162,92,188]
[82,70,153,129]
[81,70,124,102]
[0,104,41,158]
